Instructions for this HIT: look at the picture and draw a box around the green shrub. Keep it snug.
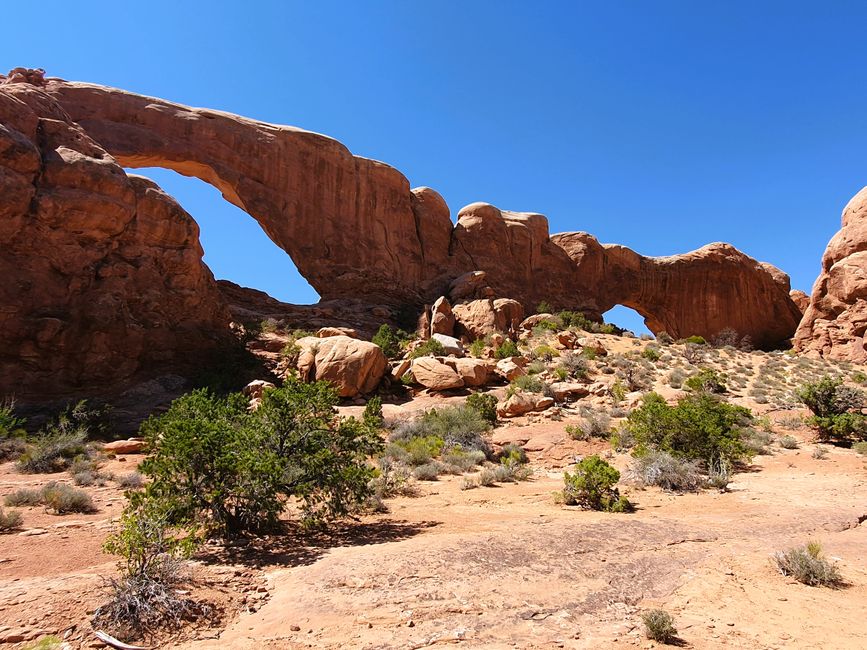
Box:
[390,404,491,455]
[535,301,553,314]
[642,609,677,643]
[852,371,867,385]
[567,407,611,439]
[684,368,727,394]
[641,346,661,362]
[626,392,752,465]
[562,456,630,512]
[494,339,519,359]
[557,353,588,379]
[499,443,528,466]
[532,345,559,361]
[666,368,687,389]
[408,338,446,359]
[527,360,547,375]
[363,396,384,428]
[630,450,703,492]
[138,380,382,536]
[774,541,842,587]
[395,435,445,466]
[372,324,412,359]
[609,379,626,403]
[117,472,144,490]
[683,335,706,345]
[0,507,23,532]
[412,462,443,481]
[466,393,497,425]
[469,339,486,358]
[854,441,867,455]
[15,400,108,474]
[509,374,545,395]
[558,311,595,331]
[0,399,26,438]
[441,447,486,472]
[797,376,866,440]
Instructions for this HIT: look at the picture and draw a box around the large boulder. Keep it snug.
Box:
[794,187,867,361]
[295,336,387,397]
[497,392,554,417]
[410,357,465,391]
[453,298,525,340]
[431,333,464,356]
[430,296,455,337]
[443,358,494,387]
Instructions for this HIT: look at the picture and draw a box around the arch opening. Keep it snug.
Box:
[602,304,653,338]
[129,167,320,305]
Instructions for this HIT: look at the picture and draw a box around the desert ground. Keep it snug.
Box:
[2,334,866,650]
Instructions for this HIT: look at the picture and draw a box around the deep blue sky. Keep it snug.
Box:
[6,1,867,334]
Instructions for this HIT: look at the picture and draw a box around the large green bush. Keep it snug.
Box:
[626,392,752,465]
[465,393,498,425]
[138,379,383,536]
[797,376,867,440]
[372,324,412,359]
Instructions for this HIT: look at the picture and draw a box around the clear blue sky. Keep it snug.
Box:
[6,1,867,334]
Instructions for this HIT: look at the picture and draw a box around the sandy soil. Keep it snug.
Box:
[2,417,865,650]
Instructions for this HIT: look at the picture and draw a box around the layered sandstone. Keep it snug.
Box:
[794,187,867,361]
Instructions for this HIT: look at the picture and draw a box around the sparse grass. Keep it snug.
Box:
[117,472,145,489]
[811,446,828,460]
[854,441,867,455]
[642,609,677,643]
[508,374,545,395]
[566,407,611,440]
[412,461,444,481]
[774,541,842,587]
[4,482,96,514]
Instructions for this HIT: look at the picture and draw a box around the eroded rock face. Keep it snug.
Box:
[0,70,807,402]
[40,76,801,348]
[0,79,229,399]
[794,188,867,361]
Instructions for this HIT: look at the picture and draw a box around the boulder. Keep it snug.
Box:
[431,333,463,356]
[295,336,387,397]
[317,326,359,338]
[495,357,527,381]
[497,392,555,417]
[549,382,590,402]
[243,379,276,399]
[411,357,465,390]
[520,313,555,330]
[448,271,488,303]
[453,298,525,340]
[430,296,455,337]
[103,439,146,454]
[444,358,494,387]
[556,330,580,349]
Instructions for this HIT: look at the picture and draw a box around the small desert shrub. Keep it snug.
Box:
[852,370,867,384]
[372,324,413,359]
[711,327,752,351]
[774,541,842,587]
[562,456,630,512]
[469,338,486,358]
[494,339,519,359]
[441,447,486,472]
[642,609,677,643]
[581,347,598,360]
[499,443,528,466]
[656,332,673,345]
[477,467,498,487]
[683,343,704,364]
[554,366,568,381]
[466,392,498,425]
[626,392,752,465]
[811,446,828,460]
[371,458,416,499]
[532,345,559,362]
[413,462,443,481]
[41,481,97,514]
[853,441,867,455]
[683,335,707,345]
[509,374,545,395]
[641,346,661,362]
[117,472,145,490]
[684,368,727,394]
[611,355,652,391]
[392,435,444,466]
[94,501,207,640]
[609,425,637,451]
[567,407,611,439]
[629,450,703,492]
[536,301,553,314]
[557,310,595,331]
[408,338,446,359]
[0,507,23,532]
[609,380,627,403]
[0,399,27,461]
[390,404,492,456]
[557,353,589,379]
[5,487,42,507]
[666,368,687,389]
[527,360,547,375]
[15,400,108,474]
[705,458,731,491]
[743,428,773,455]
[778,435,799,449]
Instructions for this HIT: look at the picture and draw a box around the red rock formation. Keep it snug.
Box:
[794,187,867,361]
[0,69,807,403]
[0,78,229,399]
